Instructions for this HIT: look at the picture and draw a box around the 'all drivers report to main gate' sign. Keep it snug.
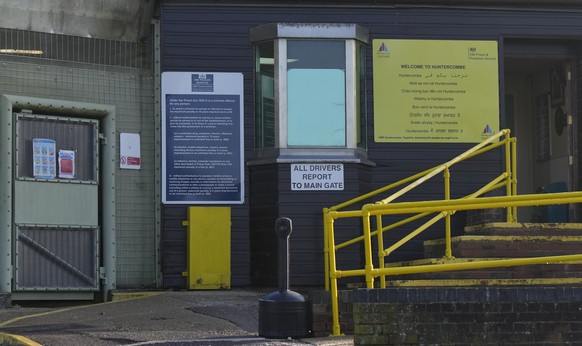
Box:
[162,72,244,204]
[291,164,344,191]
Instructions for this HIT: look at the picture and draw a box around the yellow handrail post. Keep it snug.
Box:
[330,273,342,336]
[325,211,342,336]
[323,208,330,291]
[444,167,453,258]
[511,137,518,221]
[362,209,375,288]
[376,214,386,288]
[504,132,514,222]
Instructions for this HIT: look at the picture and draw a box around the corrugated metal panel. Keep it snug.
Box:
[249,164,280,286]
[16,226,98,290]
[161,206,187,288]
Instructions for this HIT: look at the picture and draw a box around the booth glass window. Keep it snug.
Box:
[251,23,369,161]
[255,41,275,148]
[287,40,346,147]
[357,43,366,150]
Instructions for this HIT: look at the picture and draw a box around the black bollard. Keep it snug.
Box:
[276,217,291,291]
[258,217,310,339]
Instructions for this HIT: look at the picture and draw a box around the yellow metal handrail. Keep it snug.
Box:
[323,129,582,336]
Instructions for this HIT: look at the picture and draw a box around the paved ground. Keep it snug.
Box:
[0,289,353,346]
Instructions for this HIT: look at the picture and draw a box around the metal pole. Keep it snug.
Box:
[275,217,291,291]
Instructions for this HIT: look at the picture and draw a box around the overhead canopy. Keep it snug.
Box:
[162,0,582,10]
[0,0,157,42]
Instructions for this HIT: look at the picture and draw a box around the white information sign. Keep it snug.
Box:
[162,71,244,204]
[291,164,344,191]
[120,133,141,170]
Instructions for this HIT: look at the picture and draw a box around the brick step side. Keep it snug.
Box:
[309,285,582,341]
[352,286,582,345]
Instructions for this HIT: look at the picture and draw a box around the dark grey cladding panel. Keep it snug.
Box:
[160,3,582,286]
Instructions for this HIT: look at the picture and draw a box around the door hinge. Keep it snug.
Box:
[99,133,107,144]
[569,156,574,166]
[568,114,573,126]
[568,71,572,81]
[99,267,107,283]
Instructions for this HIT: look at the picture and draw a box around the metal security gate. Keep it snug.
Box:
[13,113,100,293]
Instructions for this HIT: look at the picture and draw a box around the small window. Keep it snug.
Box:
[251,23,369,163]
[255,41,275,148]
[15,113,99,182]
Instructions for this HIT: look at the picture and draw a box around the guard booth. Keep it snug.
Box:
[0,95,116,301]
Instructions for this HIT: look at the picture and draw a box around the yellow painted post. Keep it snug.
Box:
[511,137,518,221]
[444,168,452,258]
[362,210,375,288]
[325,213,343,336]
[323,208,330,291]
[182,206,231,290]
[504,134,514,222]
[376,215,386,288]
[330,274,342,336]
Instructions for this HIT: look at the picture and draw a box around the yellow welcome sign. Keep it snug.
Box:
[373,39,499,143]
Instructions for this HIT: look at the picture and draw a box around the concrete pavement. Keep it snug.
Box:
[0,289,353,346]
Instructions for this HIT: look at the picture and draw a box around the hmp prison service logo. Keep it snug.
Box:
[481,124,494,139]
[376,42,390,59]
[468,46,495,61]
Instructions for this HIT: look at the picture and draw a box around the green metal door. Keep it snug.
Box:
[12,113,100,293]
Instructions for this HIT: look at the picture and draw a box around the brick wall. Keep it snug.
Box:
[309,290,354,337]
[309,286,582,344]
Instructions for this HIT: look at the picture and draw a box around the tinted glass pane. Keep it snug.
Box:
[357,43,367,149]
[255,41,275,148]
[287,40,346,147]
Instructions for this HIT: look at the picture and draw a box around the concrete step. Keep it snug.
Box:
[464,222,582,235]
[389,223,582,282]
[425,223,582,259]
[423,234,582,259]
[374,223,582,285]
[384,277,582,287]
